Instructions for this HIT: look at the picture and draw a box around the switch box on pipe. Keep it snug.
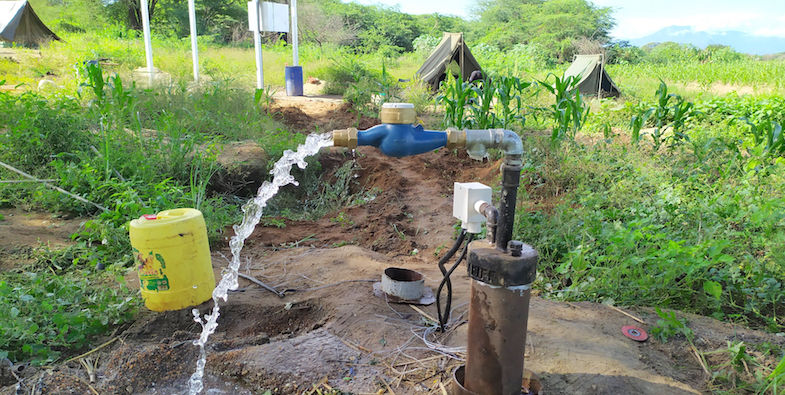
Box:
[453,182,492,234]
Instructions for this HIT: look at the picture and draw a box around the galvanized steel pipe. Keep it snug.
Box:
[463,240,538,395]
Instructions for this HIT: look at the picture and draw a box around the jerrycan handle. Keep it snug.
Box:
[156,208,195,219]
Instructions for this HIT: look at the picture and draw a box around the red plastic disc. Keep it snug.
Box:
[622,325,648,341]
[142,214,158,220]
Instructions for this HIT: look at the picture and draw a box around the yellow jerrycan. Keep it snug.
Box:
[129,208,216,312]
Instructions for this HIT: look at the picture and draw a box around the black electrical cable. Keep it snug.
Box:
[436,229,466,331]
[436,231,475,332]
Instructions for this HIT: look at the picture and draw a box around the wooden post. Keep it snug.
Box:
[598,54,604,100]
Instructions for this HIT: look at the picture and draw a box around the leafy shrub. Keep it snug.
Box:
[413,34,440,55]
[0,269,139,364]
[0,93,92,175]
[519,140,785,331]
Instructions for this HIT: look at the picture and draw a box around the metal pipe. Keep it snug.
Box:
[465,280,531,395]
[476,202,498,244]
[463,241,538,395]
[251,0,264,89]
[188,0,199,82]
[463,129,523,163]
[140,0,154,86]
[291,0,299,66]
[496,162,521,252]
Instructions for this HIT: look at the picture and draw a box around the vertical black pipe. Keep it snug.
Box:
[496,161,521,251]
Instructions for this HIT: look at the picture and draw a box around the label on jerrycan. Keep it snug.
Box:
[134,248,170,291]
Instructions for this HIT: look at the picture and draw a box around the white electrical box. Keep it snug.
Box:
[248,1,289,33]
[453,182,492,233]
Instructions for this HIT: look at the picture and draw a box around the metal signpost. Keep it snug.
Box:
[140,0,154,86]
[188,0,199,81]
[248,1,289,89]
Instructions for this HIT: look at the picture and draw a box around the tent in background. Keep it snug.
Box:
[563,54,620,98]
[0,0,61,47]
[416,33,481,89]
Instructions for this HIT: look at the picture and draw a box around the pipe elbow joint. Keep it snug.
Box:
[475,201,499,244]
[499,129,523,160]
[464,129,523,163]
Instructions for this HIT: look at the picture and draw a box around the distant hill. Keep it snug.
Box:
[627,26,785,55]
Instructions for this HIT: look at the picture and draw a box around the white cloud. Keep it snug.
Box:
[754,27,785,37]
[613,12,784,39]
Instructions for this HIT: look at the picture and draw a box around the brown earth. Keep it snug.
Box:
[2,95,785,395]
[0,209,84,270]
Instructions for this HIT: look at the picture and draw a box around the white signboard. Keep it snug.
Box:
[248,1,289,33]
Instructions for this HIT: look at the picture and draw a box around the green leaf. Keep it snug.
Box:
[10,307,19,318]
[703,281,722,300]
[770,355,785,380]
[52,313,65,326]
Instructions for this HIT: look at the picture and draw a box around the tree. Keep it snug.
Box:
[412,13,470,38]
[319,1,423,54]
[106,0,160,31]
[471,0,615,62]
[29,0,108,31]
[298,0,356,47]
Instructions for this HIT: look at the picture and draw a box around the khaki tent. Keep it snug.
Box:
[563,54,620,98]
[0,0,61,47]
[416,33,481,89]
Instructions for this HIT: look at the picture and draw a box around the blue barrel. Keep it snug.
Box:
[285,66,304,96]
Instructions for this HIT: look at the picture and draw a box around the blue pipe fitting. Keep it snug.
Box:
[356,123,448,158]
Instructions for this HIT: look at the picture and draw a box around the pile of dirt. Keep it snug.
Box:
[269,98,379,134]
[247,146,501,258]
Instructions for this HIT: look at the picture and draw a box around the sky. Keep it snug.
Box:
[343,0,785,39]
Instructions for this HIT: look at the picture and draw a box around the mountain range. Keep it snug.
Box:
[626,26,785,55]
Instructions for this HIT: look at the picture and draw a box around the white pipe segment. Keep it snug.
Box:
[140,0,154,86]
[188,0,199,82]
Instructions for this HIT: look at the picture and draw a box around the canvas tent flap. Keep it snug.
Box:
[416,32,481,89]
[563,54,620,98]
[0,1,61,47]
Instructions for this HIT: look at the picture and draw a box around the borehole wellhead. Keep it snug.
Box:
[335,103,539,395]
[462,240,538,395]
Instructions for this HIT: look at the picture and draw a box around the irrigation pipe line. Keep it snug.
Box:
[0,161,108,212]
[0,179,58,183]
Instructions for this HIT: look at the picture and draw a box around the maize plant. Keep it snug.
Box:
[468,76,498,129]
[437,73,474,130]
[537,74,590,149]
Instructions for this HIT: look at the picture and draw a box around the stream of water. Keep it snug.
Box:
[187,132,334,394]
